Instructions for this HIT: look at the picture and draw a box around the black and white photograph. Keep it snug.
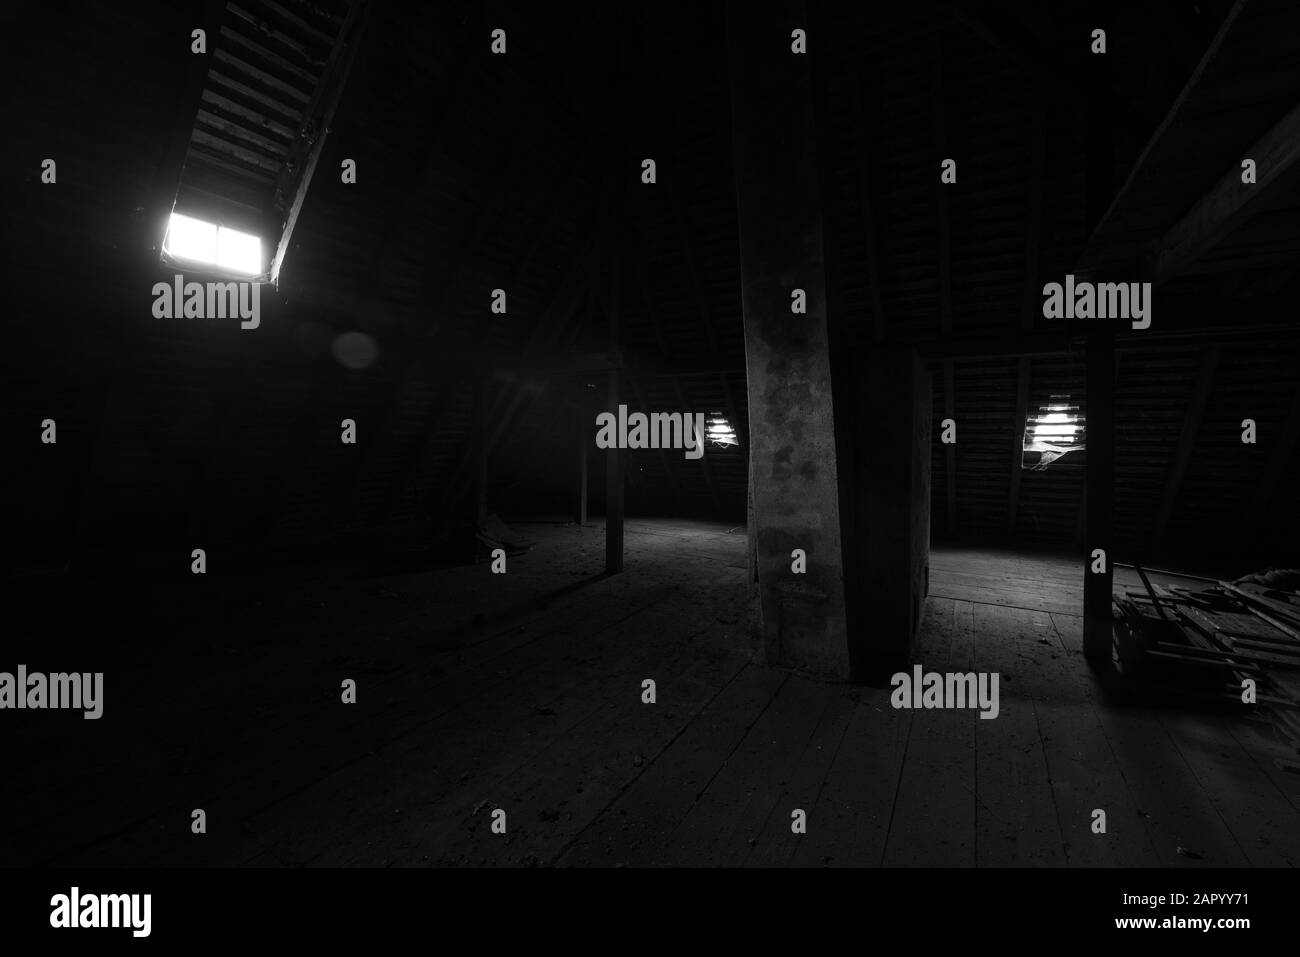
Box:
[3,0,1298,941]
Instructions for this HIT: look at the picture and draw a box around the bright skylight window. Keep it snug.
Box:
[1022,395,1085,469]
[705,412,739,448]
[164,212,263,276]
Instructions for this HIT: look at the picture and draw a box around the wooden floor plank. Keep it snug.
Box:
[785,689,912,867]
[1159,711,1300,866]
[989,607,1159,866]
[1013,611,1250,866]
[556,663,788,866]
[50,521,754,867]
[931,549,1083,585]
[880,598,978,866]
[657,672,843,866]
[1051,612,1084,654]
[971,603,1067,866]
[741,686,859,867]
[28,528,1300,869]
[929,567,1081,616]
[243,593,748,866]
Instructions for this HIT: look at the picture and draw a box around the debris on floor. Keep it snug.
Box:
[1112,564,1300,763]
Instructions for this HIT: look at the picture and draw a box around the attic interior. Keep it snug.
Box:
[5,0,1300,868]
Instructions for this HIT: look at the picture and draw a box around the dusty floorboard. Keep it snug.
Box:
[12,525,1300,867]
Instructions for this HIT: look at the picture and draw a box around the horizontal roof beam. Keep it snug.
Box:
[1153,96,1300,283]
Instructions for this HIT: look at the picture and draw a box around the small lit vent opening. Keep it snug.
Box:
[163,212,264,277]
[1022,395,1085,470]
[706,412,739,448]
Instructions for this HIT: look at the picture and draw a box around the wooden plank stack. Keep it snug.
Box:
[1111,566,1300,766]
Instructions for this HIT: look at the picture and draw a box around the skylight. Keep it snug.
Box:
[1022,395,1084,470]
[705,412,739,448]
[163,212,263,276]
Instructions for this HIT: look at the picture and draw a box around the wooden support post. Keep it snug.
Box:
[1007,356,1030,538]
[575,390,589,525]
[605,369,625,574]
[1083,325,1116,661]
[594,5,625,575]
[943,360,957,533]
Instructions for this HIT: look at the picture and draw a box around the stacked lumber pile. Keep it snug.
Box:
[1112,566,1300,760]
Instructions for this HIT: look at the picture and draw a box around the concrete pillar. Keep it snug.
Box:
[727,2,849,679]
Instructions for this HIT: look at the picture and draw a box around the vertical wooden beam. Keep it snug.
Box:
[575,387,589,525]
[604,370,625,574]
[1076,473,1088,549]
[943,359,957,533]
[589,4,625,575]
[1007,356,1030,538]
[1083,326,1116,661]
[1081,10,1117,658]
[846,345,932,679]
[1152,347,1219,551]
